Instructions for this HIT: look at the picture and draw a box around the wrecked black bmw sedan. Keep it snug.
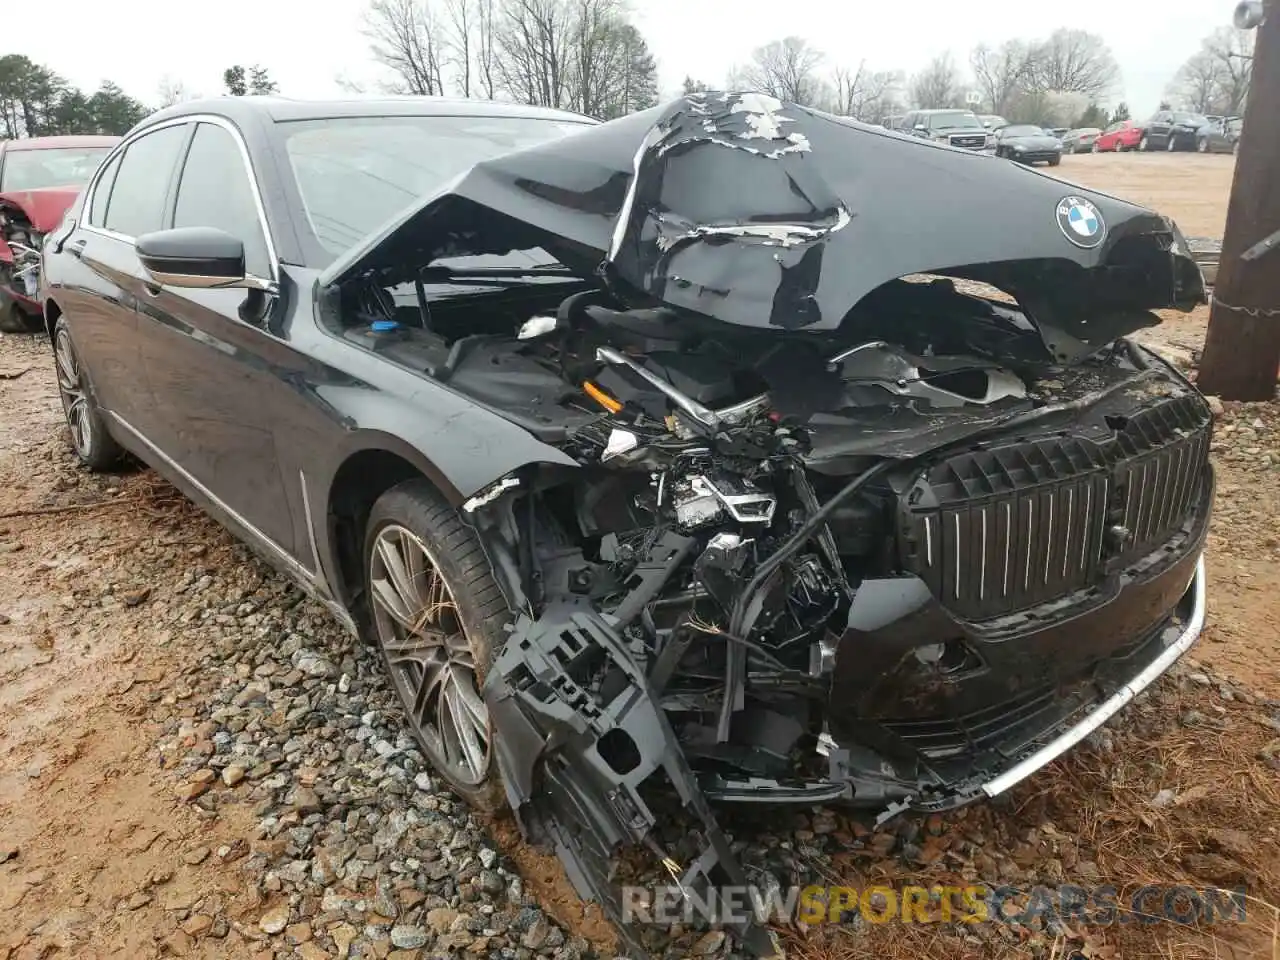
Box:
[42,92,1210,955]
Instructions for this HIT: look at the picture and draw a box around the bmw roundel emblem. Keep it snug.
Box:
[1056,196,1105,248]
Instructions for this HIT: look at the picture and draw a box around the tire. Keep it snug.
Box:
[1167,135,1177,152]
[1139,134,1149,151]
[1049,156,1061,166]
[53,317,121,471]
[1065,144,1075,155]
[363,479,511,812]
[1091,141,1100,153]
[1198,137,1209,153]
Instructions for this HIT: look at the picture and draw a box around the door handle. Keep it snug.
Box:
[67,238,87,259]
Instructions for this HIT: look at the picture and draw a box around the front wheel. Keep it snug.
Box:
[53,317,121,471]
[363,479,510,812]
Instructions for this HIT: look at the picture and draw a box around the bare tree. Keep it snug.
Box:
[1168,28,1253,115]
[738,36,825,104]
[495,0,574,107]
[444,0,474,96]
[970,40,1033,115]
[568,0,623,116]
[365,0,447,95]
[1029,28,1119,100]
[1203,27,1254,114]
[475,0,499,98]
[1168,49,1225,113]
[828,62,902,121]
[909,53,963,109]
[156,75,197,108]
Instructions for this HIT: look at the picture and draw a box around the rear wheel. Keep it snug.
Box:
[363,479,510,812]
[1091,141,1100,153]
[1139,134,1149,151]
[53,317,120,471]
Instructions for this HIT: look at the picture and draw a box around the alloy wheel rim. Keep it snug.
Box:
[369,523,490,785]
[54,328,92,458]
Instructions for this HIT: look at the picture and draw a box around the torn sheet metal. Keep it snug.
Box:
[322,92,1205,346]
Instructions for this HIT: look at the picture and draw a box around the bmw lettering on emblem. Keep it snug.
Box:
[1056,196,1105,249]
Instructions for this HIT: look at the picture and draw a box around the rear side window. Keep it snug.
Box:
[88,152,122,227]
[104,124,189,238]
[173,123,272,278]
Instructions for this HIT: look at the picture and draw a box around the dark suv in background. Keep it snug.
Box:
[901,109,990,150]
[1140,111,1211,152]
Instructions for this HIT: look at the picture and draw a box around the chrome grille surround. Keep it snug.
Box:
[899,395,1212,621]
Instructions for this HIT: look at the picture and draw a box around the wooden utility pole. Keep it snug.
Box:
[1197,0,1280,400]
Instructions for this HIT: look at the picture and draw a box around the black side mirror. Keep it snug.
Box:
[135,226,268,291]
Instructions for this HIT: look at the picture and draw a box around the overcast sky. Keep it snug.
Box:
[7,0,1234,118]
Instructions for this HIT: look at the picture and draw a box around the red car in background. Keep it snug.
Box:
[1,135,118,331]
[1092,120,1143,153]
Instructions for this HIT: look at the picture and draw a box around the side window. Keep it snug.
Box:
[172,123,271,279]
[103,124,189,238]
[88,152,122,227]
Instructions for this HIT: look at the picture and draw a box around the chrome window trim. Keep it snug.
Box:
[80,113,279,285]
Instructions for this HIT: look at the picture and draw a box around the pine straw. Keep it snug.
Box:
[786,672,1280,960]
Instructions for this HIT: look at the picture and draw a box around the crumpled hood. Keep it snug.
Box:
[324,92,1205,349]
[0,186,81,233]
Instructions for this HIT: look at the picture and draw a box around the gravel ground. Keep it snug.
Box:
[2,151,1280,960]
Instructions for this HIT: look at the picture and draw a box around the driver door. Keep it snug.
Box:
[136,120,295,553]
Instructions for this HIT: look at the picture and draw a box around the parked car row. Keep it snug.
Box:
[878,108,1243,164]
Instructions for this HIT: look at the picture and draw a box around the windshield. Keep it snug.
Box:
[280,114,592,259]
[1001,125,1046,137]
[927,112,983,131]
[0,146,112,191]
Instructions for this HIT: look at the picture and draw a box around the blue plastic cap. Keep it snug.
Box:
[371,320,399,332]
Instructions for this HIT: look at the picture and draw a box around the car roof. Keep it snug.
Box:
[140,95,596,130]
[3,135,120,152]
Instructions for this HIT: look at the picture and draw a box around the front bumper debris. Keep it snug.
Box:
[482,605,784,959]
[981,554,1205,797]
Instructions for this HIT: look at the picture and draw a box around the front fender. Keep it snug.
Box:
[314,382,580,506]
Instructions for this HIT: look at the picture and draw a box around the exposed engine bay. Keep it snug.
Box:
[0,200,42,306]
[323,92,1214,956]
[335,270,1211,957]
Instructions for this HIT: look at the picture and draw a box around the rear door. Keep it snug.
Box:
[54,123,191,440]
[135,119,295,553]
